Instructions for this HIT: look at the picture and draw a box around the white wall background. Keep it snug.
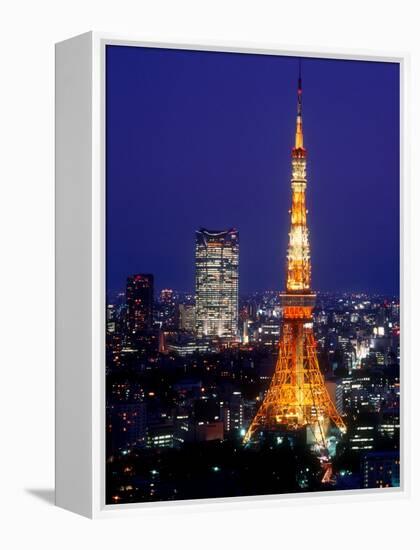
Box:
[0,0,418,547]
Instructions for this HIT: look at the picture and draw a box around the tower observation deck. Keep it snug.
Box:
[244,68,346,447]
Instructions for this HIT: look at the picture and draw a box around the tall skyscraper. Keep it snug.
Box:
[195,228,239,339]
[157,288,177,328]
[244,71,345,447]
[126,274,154,334]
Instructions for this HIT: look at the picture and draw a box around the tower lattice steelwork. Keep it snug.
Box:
[244,71,346,447]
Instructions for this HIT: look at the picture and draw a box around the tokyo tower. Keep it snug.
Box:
[244,68,346,448]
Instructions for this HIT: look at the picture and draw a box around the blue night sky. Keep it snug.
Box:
[106,46,399,296]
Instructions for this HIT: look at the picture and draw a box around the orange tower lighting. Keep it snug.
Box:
[244,68,346,447]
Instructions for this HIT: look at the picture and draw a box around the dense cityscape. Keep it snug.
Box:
[106,253,400,503]
[106,52,399,505]
[106,68,400,504]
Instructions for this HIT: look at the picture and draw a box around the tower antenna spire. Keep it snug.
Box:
[295,59,304,149]
[298,58,302,94]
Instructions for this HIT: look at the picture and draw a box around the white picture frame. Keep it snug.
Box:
[55,31,409,518]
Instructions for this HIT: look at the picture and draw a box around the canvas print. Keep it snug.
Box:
[105,46,400,504]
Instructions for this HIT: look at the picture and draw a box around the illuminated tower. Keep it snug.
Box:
[244,70,346,447]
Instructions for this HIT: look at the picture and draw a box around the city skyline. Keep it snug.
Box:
[105,46,400,504]
[107,224,399,300]
[106,46,399,296]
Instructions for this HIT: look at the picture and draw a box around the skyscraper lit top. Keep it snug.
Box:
[195,228,239,339]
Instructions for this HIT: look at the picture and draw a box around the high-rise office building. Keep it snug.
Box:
[157,288,178,328]
[195,228,239,339]
[222,391,244,435]
[126,274,154,333]
[178,303,196,332]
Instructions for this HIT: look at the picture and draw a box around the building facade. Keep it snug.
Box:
[126,274,154,334]
[362,451,400,488]
[195,228,239,339]
[178,303,196,332]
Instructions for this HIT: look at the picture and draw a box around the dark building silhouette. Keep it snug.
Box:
[126,274,154,333]
[362,451,400,488]
[106,402,147,455]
